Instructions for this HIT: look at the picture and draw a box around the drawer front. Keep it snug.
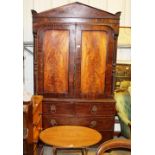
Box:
[43,116,77,128]
[75,102,115,116]
[99,131,114,143]
[43,102,75,116]
[42,115,114,131]
[80,117,114,131]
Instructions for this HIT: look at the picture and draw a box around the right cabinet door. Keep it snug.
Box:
[75,25,115,98]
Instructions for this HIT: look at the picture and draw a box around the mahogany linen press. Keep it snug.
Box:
[32,2,121,142]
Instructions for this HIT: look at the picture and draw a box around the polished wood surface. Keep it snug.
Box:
[42,116,114,131]
[81,31,107,95]
[96,139,131,155]
[43,101,115,116]
[32,2,120,19]
[32,2,120,143]
[42,98,115,142]
[40,126,102,148]
[74,25,115,98]
[43,30,69,93]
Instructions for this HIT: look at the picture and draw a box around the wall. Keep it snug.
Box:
[24,0,131,42]
[23,0,131,93]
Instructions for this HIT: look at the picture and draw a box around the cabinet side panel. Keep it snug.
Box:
[81,31,107,95]
[43,30,69,93]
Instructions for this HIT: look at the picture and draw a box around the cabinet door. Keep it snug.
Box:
[74,25,115,98]
[36,25,75,97]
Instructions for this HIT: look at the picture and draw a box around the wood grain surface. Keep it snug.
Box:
[39,125,102,148]
[32,2,120,145]
[43,30,69,93]
[81,31,107,95]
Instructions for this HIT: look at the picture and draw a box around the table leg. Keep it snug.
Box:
[52,147,57,155]
[81,148,87,155]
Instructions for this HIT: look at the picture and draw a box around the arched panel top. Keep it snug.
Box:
[32,2,121,19]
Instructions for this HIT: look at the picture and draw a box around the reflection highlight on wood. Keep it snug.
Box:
[81,31,107,95]
[39,125,102,148]
[43,30,69,93]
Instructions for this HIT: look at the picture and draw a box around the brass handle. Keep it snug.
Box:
[50,119,57,126]
[91,105,98,113]
[90,120,97,128]
[50,104,56,113]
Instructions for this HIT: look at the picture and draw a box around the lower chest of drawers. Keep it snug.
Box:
[42,99,115,142]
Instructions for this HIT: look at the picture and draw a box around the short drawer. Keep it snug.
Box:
[42,116,77,128]
[75,102,115,116]
[43,102,75,116]
[42,115,114,131]
[76,117,115,131]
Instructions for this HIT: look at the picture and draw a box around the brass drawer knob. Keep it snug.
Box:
[90,120,97,128]
[50,119,57,126]
[91,105,98,113]
[50,104,56,113]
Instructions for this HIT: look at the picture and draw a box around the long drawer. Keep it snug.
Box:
[43,101,115,116]
[42,115,115,131]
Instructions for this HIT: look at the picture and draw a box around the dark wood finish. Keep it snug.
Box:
[75,102,115,116]
[43,101,75,116]
[42,116,114,130]
[75,25,115,98]
[43,30,69,93]
[32,2,120,19]
[32,2,120,143]
[36,24,75,97]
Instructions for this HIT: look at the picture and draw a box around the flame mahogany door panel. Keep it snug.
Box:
[75,25,115,98]
[36,25,75,98]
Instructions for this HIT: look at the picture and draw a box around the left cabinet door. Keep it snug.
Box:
[35,24,76,98]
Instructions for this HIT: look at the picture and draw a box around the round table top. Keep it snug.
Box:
[39,125,102,148]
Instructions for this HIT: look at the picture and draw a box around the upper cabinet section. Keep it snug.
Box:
[32,2,120,19]
[33,2,120,99]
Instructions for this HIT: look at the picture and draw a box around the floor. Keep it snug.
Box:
[42,136,130,155]
[43,145,130,155]
[43,146,97,155]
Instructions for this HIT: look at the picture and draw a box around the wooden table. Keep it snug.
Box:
[39,125,102,155]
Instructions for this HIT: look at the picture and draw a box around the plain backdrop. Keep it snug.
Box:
[0,0,155,155]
